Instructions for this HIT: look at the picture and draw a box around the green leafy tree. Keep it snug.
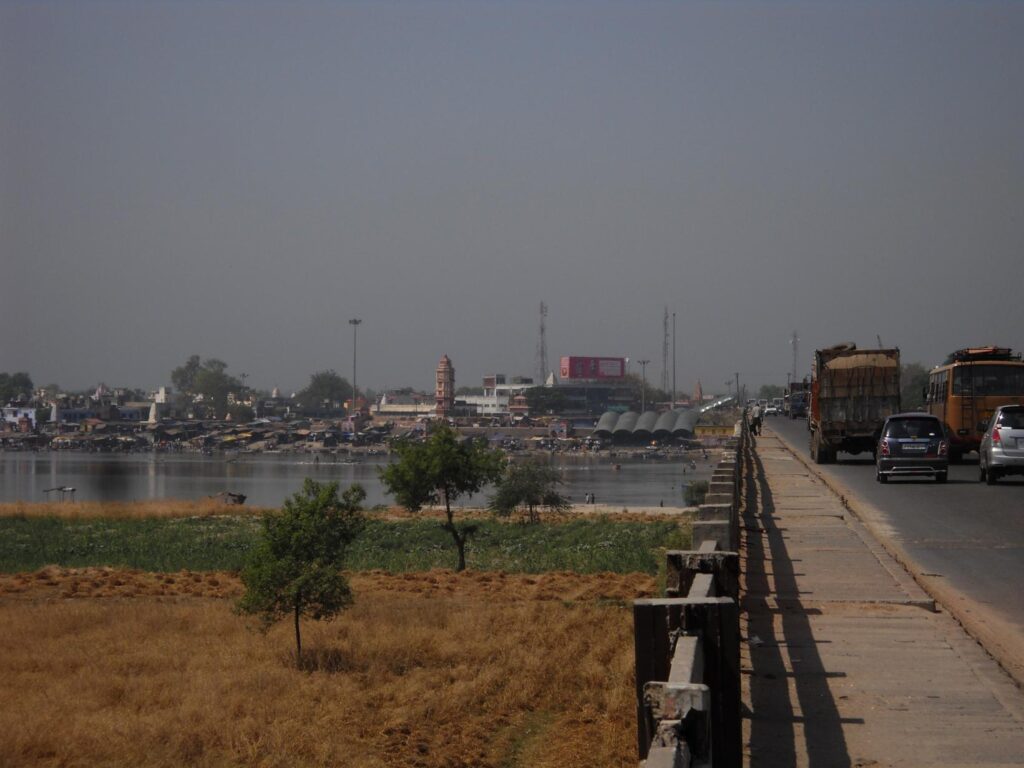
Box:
[170,355,243,418]
[489,459,570,523]
[0,372,34,404]
[379,424,504,571]
[901,363,929,411]
[171,355,202,394]
[295,370,352,414]
[622,373,670,411]
[195,367,242,418]
[523,386,568,415]
[237,479,366,663]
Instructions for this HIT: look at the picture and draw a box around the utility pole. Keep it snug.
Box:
[638,359,650,413]
[672,312,677,410]
[536,301,549,383]
[349,318,362,418]
[735,372,740,405]
[661,307,670,392]
[790,331,800,383]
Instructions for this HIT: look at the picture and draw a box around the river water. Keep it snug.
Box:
[0,452,715,508]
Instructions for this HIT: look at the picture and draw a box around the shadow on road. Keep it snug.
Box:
[743,438,852,768]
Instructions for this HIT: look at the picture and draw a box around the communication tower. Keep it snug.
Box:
[536,301,549,383]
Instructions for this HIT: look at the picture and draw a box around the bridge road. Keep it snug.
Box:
[766,415,1024,683]
[741,429,1024,767]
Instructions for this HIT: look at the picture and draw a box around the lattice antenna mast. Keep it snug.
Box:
[536,301,549,383]
[661,306,670,392]
[790,331,800,383]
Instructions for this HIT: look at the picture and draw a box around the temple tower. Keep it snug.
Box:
[435,354,455,420]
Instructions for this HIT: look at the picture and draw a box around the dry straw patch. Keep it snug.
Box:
[0,501,686,524]
[0,499,274,520]
[0,569,654,767]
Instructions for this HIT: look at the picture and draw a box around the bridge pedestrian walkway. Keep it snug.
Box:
[742,427,1024,767]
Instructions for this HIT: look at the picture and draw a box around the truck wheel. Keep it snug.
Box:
[812,433,824,464]
[876,471,888,483]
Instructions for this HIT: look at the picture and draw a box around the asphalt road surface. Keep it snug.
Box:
[765,414,1024,671]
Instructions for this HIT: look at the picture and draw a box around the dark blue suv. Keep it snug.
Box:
[876,413,949,483]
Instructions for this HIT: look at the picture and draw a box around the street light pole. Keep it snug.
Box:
[672,312,677,410]
[349,318,362,419]
[638,360,650,413]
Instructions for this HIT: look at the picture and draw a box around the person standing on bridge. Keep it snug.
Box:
[750,403,762,435]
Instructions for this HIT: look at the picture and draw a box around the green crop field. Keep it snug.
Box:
[0,515,689,575]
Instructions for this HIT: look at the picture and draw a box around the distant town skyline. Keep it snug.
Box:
[3,1,1022,394]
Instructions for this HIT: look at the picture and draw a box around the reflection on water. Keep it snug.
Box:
[0,452,715,508]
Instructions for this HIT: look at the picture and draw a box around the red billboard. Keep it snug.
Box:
[559,356,626,380]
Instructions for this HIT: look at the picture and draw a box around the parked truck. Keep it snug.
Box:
[809,343,901,463]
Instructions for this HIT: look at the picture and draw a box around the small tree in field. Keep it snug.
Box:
[237,479,365,663]
[490,459,570,523]
[379,424,503,571]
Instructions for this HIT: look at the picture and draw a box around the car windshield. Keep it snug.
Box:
[885,418,943,439]
[996,408,1024,429]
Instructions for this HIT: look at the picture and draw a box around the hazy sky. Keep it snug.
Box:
[3,0,1022,396]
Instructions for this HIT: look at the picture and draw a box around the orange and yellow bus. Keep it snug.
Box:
[926,347,1024,459]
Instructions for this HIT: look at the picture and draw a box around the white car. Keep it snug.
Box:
[979,405,1024,484]
[764,406,780,416]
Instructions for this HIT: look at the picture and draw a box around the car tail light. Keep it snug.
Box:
[880,439,890,456]
[992,427,1001,445]
[938,440,948,456]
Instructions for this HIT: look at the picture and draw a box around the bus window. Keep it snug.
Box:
[953,365,1024,396]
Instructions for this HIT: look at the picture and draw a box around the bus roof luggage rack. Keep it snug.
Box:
[944,347,1019,364]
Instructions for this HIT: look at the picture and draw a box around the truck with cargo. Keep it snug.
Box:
[808,343,901,463]
[784,380,811,418]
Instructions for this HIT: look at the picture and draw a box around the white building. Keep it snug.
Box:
[457,374,534,416]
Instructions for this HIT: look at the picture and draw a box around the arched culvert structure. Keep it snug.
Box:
[612,411,640,442]
[653,410,680,439]
[633,411,659,442]
[593,411,619,439]
[671,409,700,439]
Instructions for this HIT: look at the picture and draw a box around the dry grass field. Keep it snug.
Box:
[0,568,655,768]
[0,500,688,524]
[0,499,274,520]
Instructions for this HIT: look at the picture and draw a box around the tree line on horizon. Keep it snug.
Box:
[3,361,933,416]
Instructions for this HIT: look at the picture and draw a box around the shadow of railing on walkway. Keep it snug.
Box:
[743,440,853,768]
